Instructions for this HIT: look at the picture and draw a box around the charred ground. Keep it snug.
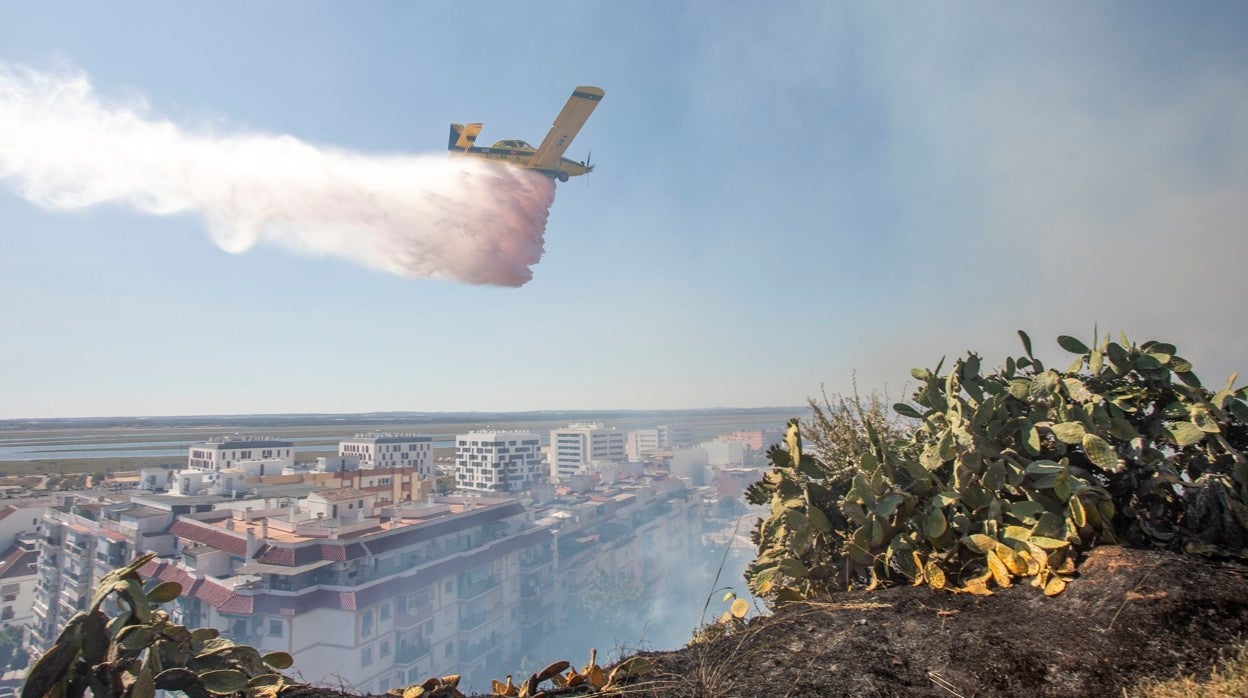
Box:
[620,546,1248,697]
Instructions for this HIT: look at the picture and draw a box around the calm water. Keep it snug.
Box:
[0,436,456,461]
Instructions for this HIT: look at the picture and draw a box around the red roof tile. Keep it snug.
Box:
[0,545,37,580]
[170,520,248,557]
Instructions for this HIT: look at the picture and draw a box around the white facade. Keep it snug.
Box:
[660,424,694,449]
[339,433,434,477]
[549,423,625,479]
[0,502,50,552]
[455,431,542,493]
[188,437,294,475]
[138,468,172,492]
[0,534,38,631]
[626,429,662,459]
[670,447,710,486]
[625,424,693,458]
[699,440,745,468]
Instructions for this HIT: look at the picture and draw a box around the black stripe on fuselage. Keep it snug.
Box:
[571,91,603,101]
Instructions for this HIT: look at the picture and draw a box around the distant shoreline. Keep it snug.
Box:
[0,406,802,430]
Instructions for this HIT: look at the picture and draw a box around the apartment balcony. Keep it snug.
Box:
[458,633,501,662]
[519,551,553,571]
[28,623,49,648]
[394,603,434,629]
[31,596,50,621]
[61,566,89,583]
[519,600,554,627]
[458,609,488,632]
[457,575,501,600]
[96,551,126,568]
[567,575,595,594]
[395,639,431,665]
[520,577,553,599]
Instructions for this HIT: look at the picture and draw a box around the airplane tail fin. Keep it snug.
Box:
[448,123,483,151]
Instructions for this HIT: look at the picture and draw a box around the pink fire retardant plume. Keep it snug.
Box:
[0,63,555,287]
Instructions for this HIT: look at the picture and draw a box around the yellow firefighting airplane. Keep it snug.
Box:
[448,86,604,182]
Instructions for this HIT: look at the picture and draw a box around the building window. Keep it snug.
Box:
[361,646,373,667]
[379,603,391,621]
[380,640,391,658]
[361,610,374,638]
[444,642,453,659]
[268,619,283,637]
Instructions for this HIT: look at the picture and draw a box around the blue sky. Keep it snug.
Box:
[1,2,1246,418]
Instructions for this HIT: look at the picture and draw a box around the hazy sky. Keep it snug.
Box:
[1,2,1245,419]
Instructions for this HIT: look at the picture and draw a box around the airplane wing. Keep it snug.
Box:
[528,86,604,170]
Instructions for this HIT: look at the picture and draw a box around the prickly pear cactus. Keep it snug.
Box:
[21,553,295,698]
[746,330,1248,601]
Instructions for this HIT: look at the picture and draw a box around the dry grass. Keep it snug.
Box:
[1132,642,1248,697]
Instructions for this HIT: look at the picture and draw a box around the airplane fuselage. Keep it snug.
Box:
[447,86,603,182]
[458,143,590,181]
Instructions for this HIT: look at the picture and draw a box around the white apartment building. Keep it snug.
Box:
[0,534,38,631]
[26,475,704,693]
[29,497,177,652]
[625,424,694,459]
[699,440,745,468]
[188,437,295,476]
[455,431,542,493]
[626,429,662,459]
[340,433,434,477]
[549,423,625,479]
[660,424,694,449]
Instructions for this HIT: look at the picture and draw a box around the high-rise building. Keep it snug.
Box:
[455,431,542,493]
[28,497,173,652]
[340,433,434,477]
[549,423,625,479]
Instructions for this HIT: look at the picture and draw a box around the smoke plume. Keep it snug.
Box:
[0,63,556,286]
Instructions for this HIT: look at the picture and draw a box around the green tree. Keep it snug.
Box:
[0,625,28,670]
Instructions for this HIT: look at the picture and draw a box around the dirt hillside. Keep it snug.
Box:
[631,546,1248,697]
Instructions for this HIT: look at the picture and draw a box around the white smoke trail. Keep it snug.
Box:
[0,63,556,287]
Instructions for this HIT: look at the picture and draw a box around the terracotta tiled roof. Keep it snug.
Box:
[254,545,294,566]
[169,520,247,557]
[0,545,37,580]
[143,560,254,615]
[99,529,129,542]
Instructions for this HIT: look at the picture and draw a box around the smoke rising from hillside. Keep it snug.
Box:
[0,63,555,286]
